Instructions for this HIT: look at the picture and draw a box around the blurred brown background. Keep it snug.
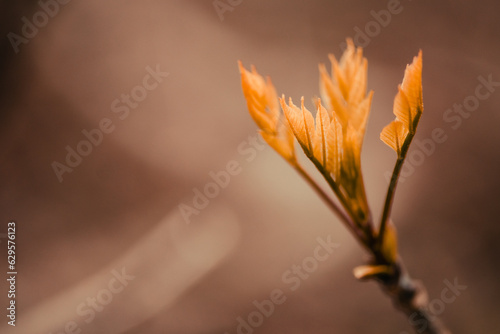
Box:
[0,0,499,333]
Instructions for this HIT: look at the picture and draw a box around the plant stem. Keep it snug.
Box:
[305,156,371,239]
[378,111,422,247]
[374,260,451,334]
[292,163,367,243]
[378,156,404,247]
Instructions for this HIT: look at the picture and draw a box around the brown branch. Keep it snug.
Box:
[368,259,451,334]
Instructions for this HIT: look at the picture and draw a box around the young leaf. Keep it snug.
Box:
[326,115,343,180]
[281,97,315,155]
[239,61,296,163]
[380,120,408,156]
[313,102,331,166]
[380,51,423,154]
[353,264,393,280]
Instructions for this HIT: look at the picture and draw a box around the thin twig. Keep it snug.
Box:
[292,163,367,243]
[378,110,422,248]
[306,155,364,229]
[378,156,404,247]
